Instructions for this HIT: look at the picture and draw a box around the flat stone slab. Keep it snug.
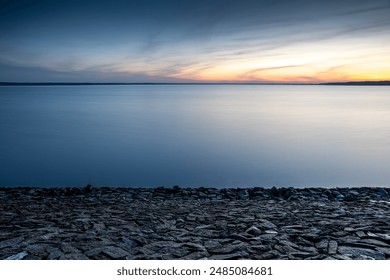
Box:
[101,246,129,259]
[1,186,390,260]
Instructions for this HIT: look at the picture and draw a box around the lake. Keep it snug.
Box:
[0,85,389,188]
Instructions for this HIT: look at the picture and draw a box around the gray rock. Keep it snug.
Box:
[337,246,385,260]
[26,244,48,255]
[248,245,272,253]
[323,256,337,260]
[0,236,24,249]
[210,252,245,260]
[208,244,245,255]
[119,237,139,249]
[375,188,389,198]
[195,224,216,230]
[238,189,249,200]
[333,231,348,237]
[48,250,65,260]
[204,240,220,250]
[278,239,300,249]
[125,254,137,260]
[257,233,278,244]
[357,239,390,247]
[228,234,253,243]
[102,246,129,259]
[23,255,42,260]
[5,251,28,260]
[61,245,80,254]
[60,253,89,260]
[257,219,277,230]
[366,232,379,238]
[257,251,279,259]
[130,236,147,246]
[333,254,353,260]
[328,241,338,255]
[182,242,207,251]
[264,230,278,234]
[92,223,106,232]
[375,247,390,256]
[299,246,319,254]
[182,251,210,260]
[84,247,103,258]
[289,251,318,259]
[171,248,192,258]
[356,231,366,238]
[315,239,329,250]
[246,226,262,236]
[274,244,300,254]
[373,233,390,241]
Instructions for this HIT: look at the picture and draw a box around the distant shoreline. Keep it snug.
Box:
[321,81,390,86]
[0,81,389,86]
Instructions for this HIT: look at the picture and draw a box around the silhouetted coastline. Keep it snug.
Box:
[321,81,390,86]
[1,81,389,86]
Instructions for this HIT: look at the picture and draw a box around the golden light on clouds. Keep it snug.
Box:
[1,0,389,83]
[166,38,390,83]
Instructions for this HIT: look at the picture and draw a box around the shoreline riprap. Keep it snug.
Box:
[1,186,390,260]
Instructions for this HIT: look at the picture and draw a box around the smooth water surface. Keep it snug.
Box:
[1,85,389,187]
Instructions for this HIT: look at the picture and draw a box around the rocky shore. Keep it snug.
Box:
[1,186,390,260]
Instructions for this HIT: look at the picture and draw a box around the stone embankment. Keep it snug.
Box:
[1,186,390,260]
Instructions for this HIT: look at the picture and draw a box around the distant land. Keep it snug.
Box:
[0,81,389,86]
[321,81,390,86]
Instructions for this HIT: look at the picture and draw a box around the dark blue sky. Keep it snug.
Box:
[1,0,389,82]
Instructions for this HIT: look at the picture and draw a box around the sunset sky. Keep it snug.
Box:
[0,0,389,83]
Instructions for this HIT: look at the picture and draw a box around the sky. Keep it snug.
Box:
[0,0,389,83]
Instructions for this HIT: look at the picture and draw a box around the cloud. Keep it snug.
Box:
[0,0,389,82]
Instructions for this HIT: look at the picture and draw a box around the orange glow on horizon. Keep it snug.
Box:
[116,36,390,84]
[163,46,389,83]
[169,66,390,84]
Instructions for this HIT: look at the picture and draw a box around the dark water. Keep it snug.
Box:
[1,85,389,188]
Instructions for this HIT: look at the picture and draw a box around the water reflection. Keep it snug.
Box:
[0,85,389,187]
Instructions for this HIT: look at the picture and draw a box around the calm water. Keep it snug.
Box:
[1,85,389,188]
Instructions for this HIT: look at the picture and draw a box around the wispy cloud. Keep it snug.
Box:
[0,0,389,82]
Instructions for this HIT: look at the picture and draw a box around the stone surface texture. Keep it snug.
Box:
[1,186,390,260]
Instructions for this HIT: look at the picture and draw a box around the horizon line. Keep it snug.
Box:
[0,81,389,86]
